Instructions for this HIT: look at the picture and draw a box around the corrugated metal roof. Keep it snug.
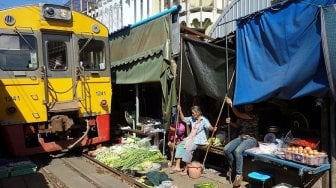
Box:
[209,0,273,38]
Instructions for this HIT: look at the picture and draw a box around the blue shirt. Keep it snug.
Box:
[184,116,211,145]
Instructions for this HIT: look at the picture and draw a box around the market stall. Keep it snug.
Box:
[244,147,330,177]
[242,136,331,187]
[220,0,336,186]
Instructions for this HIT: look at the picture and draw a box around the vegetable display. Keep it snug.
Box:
[94,137,166,171]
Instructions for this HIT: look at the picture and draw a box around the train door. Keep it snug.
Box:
[42,34,78,113]
[76,38,111,116]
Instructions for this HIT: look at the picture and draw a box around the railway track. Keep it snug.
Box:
[82,153,147,188]
[32,152,147,188]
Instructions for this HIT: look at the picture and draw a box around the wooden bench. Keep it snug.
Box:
[197,145,225,156]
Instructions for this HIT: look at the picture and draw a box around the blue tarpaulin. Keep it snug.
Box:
[234,0,335,105]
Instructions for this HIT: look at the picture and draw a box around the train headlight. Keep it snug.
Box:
[60,9,69,19]
[100,99,108,107]
[6,106,16,115]
[41,4,72,21]
[45,7,55,17]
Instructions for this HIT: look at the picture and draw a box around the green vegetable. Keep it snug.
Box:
[95,144,166,171]
[194,182,219,188]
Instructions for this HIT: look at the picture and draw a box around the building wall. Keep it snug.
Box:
[85,0,232,34]
[178,0,232,34]
[85,0,161,32]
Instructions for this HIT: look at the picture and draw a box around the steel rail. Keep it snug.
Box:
[82,153,147,188]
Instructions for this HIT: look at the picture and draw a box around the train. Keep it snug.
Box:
[0,4,111,156]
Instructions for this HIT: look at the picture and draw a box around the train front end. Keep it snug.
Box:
[0,4,111,156]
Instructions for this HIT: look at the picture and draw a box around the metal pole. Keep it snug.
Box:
[71,0,74,10]
[170,36,184,165]
[136,84,139,127]
[200,0,203,28]
[213,0,217,22]
[330,101,336,188]
[186,0,190,27]
[160,0,164,12]
[225,15,230,142]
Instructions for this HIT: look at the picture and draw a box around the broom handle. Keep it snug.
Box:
[202,70,235,168]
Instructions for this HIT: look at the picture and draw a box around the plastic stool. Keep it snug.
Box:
[248,171,272,188]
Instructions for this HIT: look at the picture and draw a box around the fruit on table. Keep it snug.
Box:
[285,146,323,156]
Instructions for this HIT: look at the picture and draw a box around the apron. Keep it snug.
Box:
[184,120,201,150]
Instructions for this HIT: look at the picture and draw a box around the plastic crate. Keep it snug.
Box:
[0,166,9,179]
[0,159,8,166]
[273,183,293,188]
[9,161,36,170]
[283,150,328,166]
[10,167,37,177]
[9,161,37,177]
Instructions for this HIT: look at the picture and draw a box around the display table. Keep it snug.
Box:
[243,148,330,176]
[122,128,166,154]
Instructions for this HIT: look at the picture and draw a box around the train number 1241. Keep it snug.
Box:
[5,96,20,102]
[96,91,106,96]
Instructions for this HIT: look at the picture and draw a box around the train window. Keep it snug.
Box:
[0,35,37,71]
[47,41,67,70]
[78,39,105,70]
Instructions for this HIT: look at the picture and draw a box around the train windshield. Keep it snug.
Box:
[47,41,67,70]
[78,39,105,70]
[0,35,37,71]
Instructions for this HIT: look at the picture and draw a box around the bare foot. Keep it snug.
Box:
[170,168,182,174]
[171,167,182,171]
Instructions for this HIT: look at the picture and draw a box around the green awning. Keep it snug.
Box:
[109,15,177,129]
[111,51,164,84]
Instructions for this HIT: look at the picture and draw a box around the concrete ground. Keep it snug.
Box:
[161,167,248,188]
[0,161,249,188]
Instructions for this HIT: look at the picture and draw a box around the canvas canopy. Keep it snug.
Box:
[110,15,171,84]
[234,0,335,105]
[110,15,176,128]
[178,36,235,101]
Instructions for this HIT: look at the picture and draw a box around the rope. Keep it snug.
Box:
[47,80,78,94]
[170,36,184,166]
[201,70,235,168]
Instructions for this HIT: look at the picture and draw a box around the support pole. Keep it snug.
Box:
[225,16,230,142]
[136,84,139,127]
[170,36,184,166]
